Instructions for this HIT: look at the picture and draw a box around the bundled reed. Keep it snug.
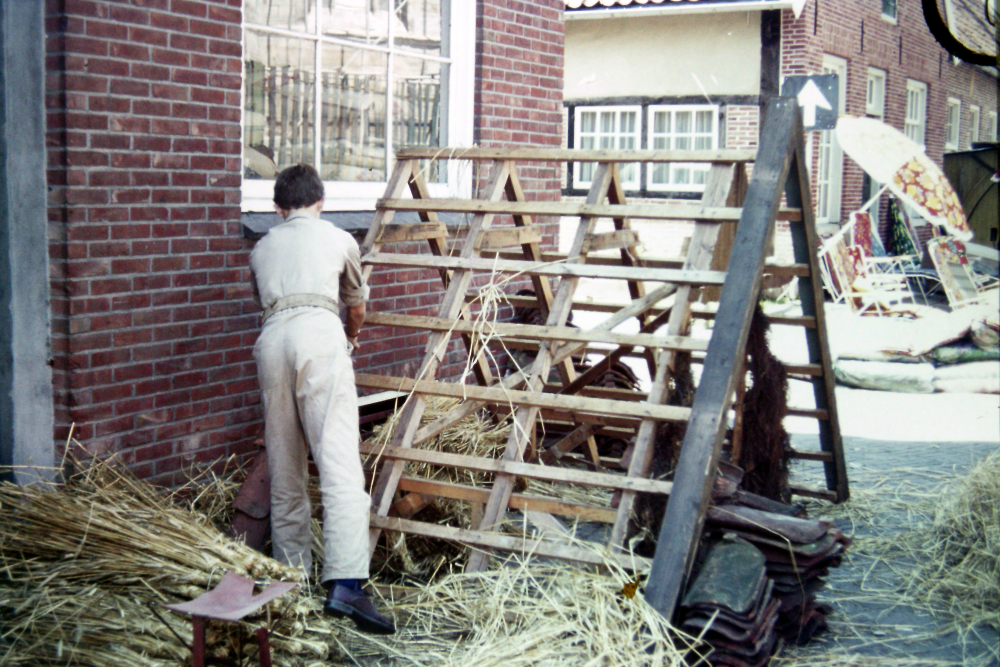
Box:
[0,455,339,666]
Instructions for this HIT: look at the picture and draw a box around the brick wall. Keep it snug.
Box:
[725,106,760,150]
[778,0,998,244]
[46,0,252,484]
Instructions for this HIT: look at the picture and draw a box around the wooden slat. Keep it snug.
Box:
[581,229,640,253]
[376,221,448,243]
[364,312,710,352]
[395,477,617,523]
[379,197,745,222]
[788,449,834,462]
[363,252,727,285]
[645,98,801,620]
[396,146,756,163]
[360,442,675,495]
[766,315,817,328]
[370,515,649,569]
[787,407,829,420]
[354,373,692,423]
[475,226,543,250]
[784,363,823,377]
[788,485,838,502]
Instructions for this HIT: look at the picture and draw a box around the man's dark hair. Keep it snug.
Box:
[273,163,324,210]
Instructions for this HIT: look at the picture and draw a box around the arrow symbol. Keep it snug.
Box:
[797,79,832,128]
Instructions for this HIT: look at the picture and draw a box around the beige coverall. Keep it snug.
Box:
[250,211,371,582]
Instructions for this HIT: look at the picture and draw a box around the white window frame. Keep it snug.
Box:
[645,105,719,193]
[866,68,886,118]
[969,105,980,146]
[816,55,847,225]
[573,105,642,190]
[988,111,998,143]
[945,98,961,150]
[904,80,927,148]
[240,2,475,212]
[882,0,898,22]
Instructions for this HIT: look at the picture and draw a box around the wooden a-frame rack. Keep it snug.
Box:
[356,98,848,619]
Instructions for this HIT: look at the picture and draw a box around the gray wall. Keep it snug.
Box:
[1,0,55,482]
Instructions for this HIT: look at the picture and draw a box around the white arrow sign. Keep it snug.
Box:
[797,79,833,128]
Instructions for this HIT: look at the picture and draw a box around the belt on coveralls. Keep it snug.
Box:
[261,294,340,323]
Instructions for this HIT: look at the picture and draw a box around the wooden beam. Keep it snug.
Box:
[379,197,745,222]
[354,373,692,423]
[475,225,543,250]
[396,146,757,163]
[363,312,710,352]
[360,442,675,495]
[376,221,449,243]
[369,515,650,569]
[363,252,727,285]
[581,229,640,253]
[644,97,801,620]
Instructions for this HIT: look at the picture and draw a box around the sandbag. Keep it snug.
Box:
[833,360,936,393]
[928,342,1000,365]
[933,361,1000,394]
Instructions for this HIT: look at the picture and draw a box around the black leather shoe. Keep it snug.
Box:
[324,584,396,635]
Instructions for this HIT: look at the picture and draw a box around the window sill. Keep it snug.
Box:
[241,210,468,241]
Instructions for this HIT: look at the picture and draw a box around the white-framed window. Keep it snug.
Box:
[969,105,981,146]
[988,111,998,142]
[241,0,475,211]
[882,0,897,21]
[646,105,718,192]
[904,80,927,147]
[945,98,961,150]
[866,68,886,118]
[574,106,642,189]
[816,56,847,224]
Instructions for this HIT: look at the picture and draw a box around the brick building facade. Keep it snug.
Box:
[35,0,565,484]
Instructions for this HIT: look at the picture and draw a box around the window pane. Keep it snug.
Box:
[245,0,314,32]
[600,112,615,134]
[675,111,692,134]
[673,166,690,185]
[319,45,388,181]
[395,0,443,57]
[322,0,390,47]
[620,111,636,134]
[651,163,669,184]
[694,136,711,150]
[653,135,669,150]
[693,167,708,185]
[600,135,615,149]
[695,110,713,133]
[675,136,691,150]
[580,111,596,134]
[244,31,317,179]
[393,55,443,181]
[653,111,669,134]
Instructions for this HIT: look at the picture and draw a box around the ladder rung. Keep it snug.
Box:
[788,449,834,462]
[355,373,692,424]
[767,315,817,328]
[369,515,649,569]
[359,441,674,495]
[789,485,838,502]
[787,407,829,420]
[363,252,728,285]
[784,363,823,376]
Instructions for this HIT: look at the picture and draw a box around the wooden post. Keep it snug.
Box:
[643,98,801,621]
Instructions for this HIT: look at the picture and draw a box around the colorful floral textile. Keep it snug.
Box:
[891,153,972,241]
[851,212,873,257]
[889,198,918,257]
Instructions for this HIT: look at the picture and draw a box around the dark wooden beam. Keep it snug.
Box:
[643,97,801,620]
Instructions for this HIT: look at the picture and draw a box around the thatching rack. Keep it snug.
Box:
[357,98,847,618]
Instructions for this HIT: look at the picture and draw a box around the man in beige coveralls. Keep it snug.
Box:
[251,164,394,634]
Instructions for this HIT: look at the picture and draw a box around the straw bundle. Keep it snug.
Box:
[0,455,341,666]
[343,552,705,667]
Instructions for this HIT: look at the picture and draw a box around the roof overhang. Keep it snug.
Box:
[566,0,807,21]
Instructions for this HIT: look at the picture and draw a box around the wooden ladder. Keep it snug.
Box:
[357,97,847,620]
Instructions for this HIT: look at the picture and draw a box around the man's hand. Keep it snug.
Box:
[347,335,360,355]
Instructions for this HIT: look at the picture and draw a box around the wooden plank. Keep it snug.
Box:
[363,312,709,353]
[608,162,743,550]
[484,252,804,273]
[786,124,849,503]
[354,373,692,423]
[395,476,618,523]
[369,515,650,569]
[376,221,449,243]
[474,226,543,250]
[788,450,834,462]
[360,442,675,495]
[379,197,745,222]
[783,363,823,377]
[539,424,595,464]
[581,230,640,254]
[644,97,801,620]
[366,160,513,555]
[788,485,838,502]
[787,407,829,420]
[363,252,727,285]
[396,146,756,163]
[766,315,816,328]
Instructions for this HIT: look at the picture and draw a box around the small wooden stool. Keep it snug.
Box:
[161,572,297,667]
